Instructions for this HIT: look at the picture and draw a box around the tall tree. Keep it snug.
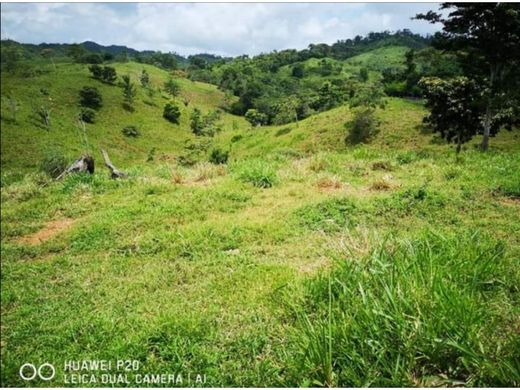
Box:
[416,3,520,150]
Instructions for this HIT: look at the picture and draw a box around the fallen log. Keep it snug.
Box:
[101,148,127,179]
[55,155,94,180]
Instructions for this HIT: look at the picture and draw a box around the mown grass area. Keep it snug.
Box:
[1,60,520,387]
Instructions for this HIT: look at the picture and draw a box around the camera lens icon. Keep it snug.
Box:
[19,363,56,381]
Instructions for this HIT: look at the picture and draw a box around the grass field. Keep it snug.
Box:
[1,59,519,387]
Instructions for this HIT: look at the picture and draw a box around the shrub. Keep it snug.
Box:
[164,78,180,97]
[40,150,68,178]
[209,148,229,165]
[163,103,181,124]
[79,86,102,109]
[230,134,243,143]
[345,107,380,145]
[236,160,277,188]
[245,109,268,126]
[122,125,140,138]
[275,127,292,137]
[79,108,96,123]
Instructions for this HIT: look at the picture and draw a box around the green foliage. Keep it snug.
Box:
[164,78,181,97]
[140,69,150,88]
[121,125,140,138]
[419,77,482,153]
[245,109,268,126]
[235,159,277,188]
[209,148,229,165]
[79,107,96,123]
[345,107,380,145]
[163,102,181,124]
[295,198,357,232]
[79,86,102,109]
[39,150,68,178]
[190,108,221,136]
[287,231,518,386]
[359,67,369,82]
[121,74,136,108]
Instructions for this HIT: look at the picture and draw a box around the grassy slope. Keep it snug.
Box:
[1,59,520,386]
[0,61,248,172]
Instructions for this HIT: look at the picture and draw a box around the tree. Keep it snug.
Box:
[140,69,150,88]
[245,109,268,127]
[66,44,87,62]
[416,3,520,150]
[1,45,21,73]
[163,103,181,124]
[190,108,204,135]
[102,66,117,84]
[89,64,103,80]
[292,63,305,78]
[79,87,103,109]
[40,48,56,70]
[164,78,180,97]
[419,77,482,153]
[121,75,136,109]
[359,67,369,82]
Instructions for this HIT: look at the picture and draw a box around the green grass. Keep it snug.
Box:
[1,59,520,387]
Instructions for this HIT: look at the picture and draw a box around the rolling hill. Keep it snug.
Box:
[1,44,519,387]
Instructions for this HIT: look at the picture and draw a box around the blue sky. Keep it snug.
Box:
[0,3,441,56]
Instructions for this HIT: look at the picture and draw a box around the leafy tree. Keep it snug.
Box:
[1,45,21,73]
[359,67,369,82]
[88,64,103,80]
[40,48,56,70]
[102,66,117,84]
[245,109,268,127]
[66,44,87,62]
[164,78,180,98]
[140,69,150,88]
[89,65,117,84]
[163,103,181,124]
[79,87,102,109]
[190,108,204,135]
[349,83,386,109]
[419,76,484,153]
[121,75,136,109]
[416,3,520,150]
[292,63,305,78]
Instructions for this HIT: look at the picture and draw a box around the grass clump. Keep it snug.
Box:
[40,150,68,178]
[295,197,357,232]
[122,125,141,138]
[235,159,277,188]
[284,231,519,387]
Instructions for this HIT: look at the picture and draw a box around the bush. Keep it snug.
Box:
[345,107,380,145]
[209,148,229,165]
[122,125,140,138]
[163,103,181,124]
[79,108,96,123]
[40,151,68,178]
[79,86,102,109]
[236,159,277,188]
[245,109,268,126]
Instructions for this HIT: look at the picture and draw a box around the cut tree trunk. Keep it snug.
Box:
[101,148,127,179]
[56,155,95,180]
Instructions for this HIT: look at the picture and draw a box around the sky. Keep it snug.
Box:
[0,3,441,57]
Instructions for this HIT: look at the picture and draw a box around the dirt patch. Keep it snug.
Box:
[499,197,520,206]
[18,218,76,245]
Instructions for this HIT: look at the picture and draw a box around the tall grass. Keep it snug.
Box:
[285,230,519,386]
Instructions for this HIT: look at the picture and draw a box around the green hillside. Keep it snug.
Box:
[2,54,520,387]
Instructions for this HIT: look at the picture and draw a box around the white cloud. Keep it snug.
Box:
[0,3,441,57]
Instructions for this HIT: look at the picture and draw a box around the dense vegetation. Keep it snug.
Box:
[1,3,519,387]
